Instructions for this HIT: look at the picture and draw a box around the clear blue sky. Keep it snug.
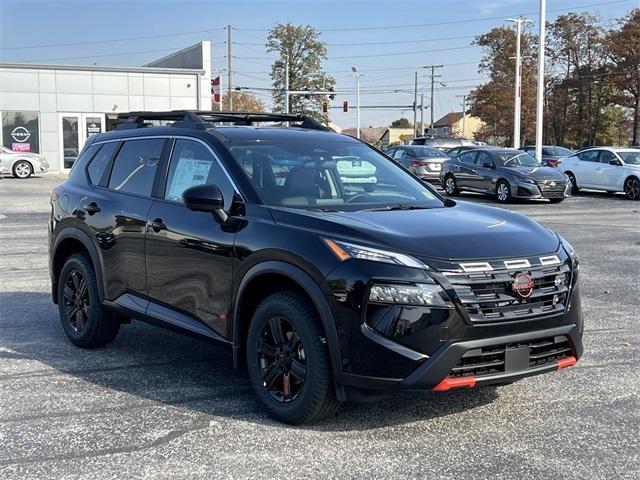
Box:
[0,0,634,129]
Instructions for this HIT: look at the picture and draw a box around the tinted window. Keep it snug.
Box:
[598,150,616,164]
[408,146,444,158]
[107,138,164,196]
[165,139,235,210]
[495,152,541,167]
[475,152,493,166]
[87,142,118,185]
[619,151,640,165]
[393,149,406,159]
[460,151,477,164]
[577,150,599,162]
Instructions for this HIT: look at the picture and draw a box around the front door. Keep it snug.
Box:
[59,113,105,171]
[456,151,480,189]
[145,138,239,337]
[471,151,496,192]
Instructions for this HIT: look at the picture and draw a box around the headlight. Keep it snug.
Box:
[520,178,536,184]
[558,234,577,259]
[324,239,426,269]
[369,283,448,307]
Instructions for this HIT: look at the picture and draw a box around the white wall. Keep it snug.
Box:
[0,65,204,171]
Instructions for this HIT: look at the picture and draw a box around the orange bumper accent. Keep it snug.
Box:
[432,376,477,392]
[557,356,577,370]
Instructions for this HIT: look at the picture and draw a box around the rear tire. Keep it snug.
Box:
[496,180,512,204]
[57,253,120,348]
[623,176,640,200]
[444,175,459,196]
[566,172,579,194]
[246,291,339,424]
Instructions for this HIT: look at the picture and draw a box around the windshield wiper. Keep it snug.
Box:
[359,204,430,212]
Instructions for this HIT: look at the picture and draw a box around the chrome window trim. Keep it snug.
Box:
[92,135,245,202]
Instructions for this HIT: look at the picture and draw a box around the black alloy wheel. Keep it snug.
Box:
[624,176,640,200]
[257,316,307,403]
[62,270,90,332]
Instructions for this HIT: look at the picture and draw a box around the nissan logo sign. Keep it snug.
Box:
[10,126,30,143]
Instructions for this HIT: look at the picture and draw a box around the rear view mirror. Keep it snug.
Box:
[482,162,494,169]
[609,159,621,166]
[182,184,228,222]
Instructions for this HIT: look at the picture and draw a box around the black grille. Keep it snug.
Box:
[446,262,571,323]
[536,180,567,197]
[449,335,573,378]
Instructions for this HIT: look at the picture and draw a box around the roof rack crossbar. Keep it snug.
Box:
[114,110,332,131]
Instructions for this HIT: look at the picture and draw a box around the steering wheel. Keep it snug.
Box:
[346,193,373,203]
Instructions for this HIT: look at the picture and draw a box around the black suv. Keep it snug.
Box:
[49,111,583,424]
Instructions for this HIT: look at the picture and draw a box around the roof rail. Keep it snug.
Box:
[115,110,333,132]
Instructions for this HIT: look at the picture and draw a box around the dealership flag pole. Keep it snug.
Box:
[535,0,546,160]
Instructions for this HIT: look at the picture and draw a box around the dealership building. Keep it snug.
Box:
[0,42,211,173]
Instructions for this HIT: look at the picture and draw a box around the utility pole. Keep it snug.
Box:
[456,94,467,138]
[284,56,289,114]
[352,67,362,139]
[420,93,425,137]
[413,71,418,138]
[227,25,232,111]
[535,0,547,160]
[507,17,532,149]
[424,65,444,136]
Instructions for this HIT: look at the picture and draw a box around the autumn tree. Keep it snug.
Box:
[267,23,335,123]
[606,8,640,145]
[212,91,266,112]
[467,26,537,145]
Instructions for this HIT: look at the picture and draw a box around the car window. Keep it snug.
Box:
[577,150,599,162]
[541,147,553,156]
[475,152,493,166]
[619,151,640,165]
[393,149,406,159]
[598,151,616,164]
[447,148,460,157]
[459,151,477,164]
[228,139,445,210]
[164,139,235,210]
[107,138,164,196]
[87,142,118,185]
[496,152,541,167]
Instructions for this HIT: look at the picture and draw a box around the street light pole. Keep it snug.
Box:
[284,56,289,114]
[507,17,524,149]
[423,64,444,135]
[413,71,418,138]
[535,0,547,160]
[456,94,467,138]
[352,66,362,139]
[420,93,424,137]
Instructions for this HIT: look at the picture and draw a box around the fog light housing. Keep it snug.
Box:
[369,283,448,307]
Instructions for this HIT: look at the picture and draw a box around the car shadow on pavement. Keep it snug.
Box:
[0,291,498,431]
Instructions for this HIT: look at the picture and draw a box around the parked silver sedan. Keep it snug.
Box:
[0,146,49,178]
[384,145,450,184]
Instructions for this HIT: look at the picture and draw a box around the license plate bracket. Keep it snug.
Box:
[504,346,529,372]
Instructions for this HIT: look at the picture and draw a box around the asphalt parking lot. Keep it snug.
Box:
[0,175,638,479]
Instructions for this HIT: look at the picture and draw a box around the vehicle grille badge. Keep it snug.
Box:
[512,272,534,298]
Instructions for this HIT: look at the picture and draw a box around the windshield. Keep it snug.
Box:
[619,152,640,165]
[228,139,445,211]
[495,152,542,167]
[408,146,445,158]
[549,147,573,156]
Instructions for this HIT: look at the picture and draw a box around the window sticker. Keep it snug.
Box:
[421,191,435,200]
[167,158,213,201]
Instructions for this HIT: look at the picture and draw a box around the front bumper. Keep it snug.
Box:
[513,180,570,199]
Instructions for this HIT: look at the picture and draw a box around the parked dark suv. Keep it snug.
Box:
[49,111,583,424]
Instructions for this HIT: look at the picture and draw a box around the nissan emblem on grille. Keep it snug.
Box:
[512,273,534,298]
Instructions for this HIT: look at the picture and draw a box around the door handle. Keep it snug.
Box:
[470,169,477,174]
[82,202,101,215]
[149,218,166,232]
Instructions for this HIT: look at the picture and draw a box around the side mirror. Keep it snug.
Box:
[482,162,494,169]
[609,159,621,166]
[182,184,228,222]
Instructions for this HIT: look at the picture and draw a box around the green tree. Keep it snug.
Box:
[390,118,412,128]
[267,23,335,123]
[606,8,640,145]
[212,91,266,112]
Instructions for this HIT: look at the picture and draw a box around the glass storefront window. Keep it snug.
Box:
[2,111,40,154]
[62,116,79,168]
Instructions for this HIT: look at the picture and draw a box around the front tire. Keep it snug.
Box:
[13,160,33,179]
[566,172,579,194]
[444,175,460,196]
[624,176,640,200]
[57,253,120,348]
[496,180,512,203]
[246,291,339,424]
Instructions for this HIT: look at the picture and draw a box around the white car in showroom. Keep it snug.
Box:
[558,147,640,200]
[0,146,49,178]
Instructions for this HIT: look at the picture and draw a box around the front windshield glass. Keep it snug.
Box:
[228,139,445,211]
[619,151,640,165]
[408,146,444,158]
[495,151,542,167]
[550,147,573,156]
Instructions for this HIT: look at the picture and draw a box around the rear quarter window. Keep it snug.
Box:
[107,138,165,196]
[87,142,119,185]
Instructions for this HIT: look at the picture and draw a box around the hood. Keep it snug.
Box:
[270,202,559,261]
[501,166,567,181]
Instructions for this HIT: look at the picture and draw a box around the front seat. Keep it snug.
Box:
[282,166,321,205]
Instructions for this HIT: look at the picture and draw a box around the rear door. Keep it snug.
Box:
[145,137,239,337]
[456,151,480,189]
[574,150,601,187]
[594,150,624,191]
[471,151,496,192]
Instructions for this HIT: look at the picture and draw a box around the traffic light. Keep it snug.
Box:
[322,101,328,113]
[343,101,348,112]
[329,87,335,100]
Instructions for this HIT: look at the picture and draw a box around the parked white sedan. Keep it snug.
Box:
[558,147,640,200]
[0,146,49,178]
